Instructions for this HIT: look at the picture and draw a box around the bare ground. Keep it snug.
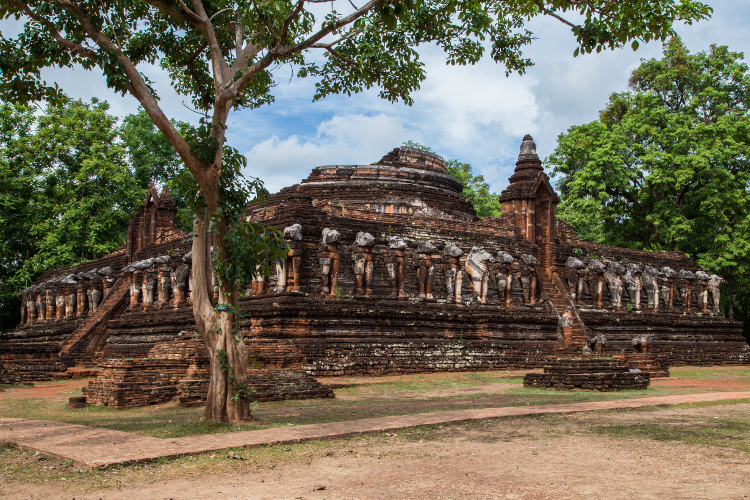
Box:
[4,402,750,500]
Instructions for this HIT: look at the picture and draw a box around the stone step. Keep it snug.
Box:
[59,278,128,359]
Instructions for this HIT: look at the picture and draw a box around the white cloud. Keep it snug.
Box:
[245,113,417,192]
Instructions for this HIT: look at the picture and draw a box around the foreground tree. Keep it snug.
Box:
[0,0,713,422]
[547,37,750,333]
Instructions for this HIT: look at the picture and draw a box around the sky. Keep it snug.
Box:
[5,0,750,194]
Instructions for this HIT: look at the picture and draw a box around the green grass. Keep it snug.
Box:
[331,371,523,397]
[592,419,750,453]
[0,399,266,438]
[0,382,684,438]
[1,367,747,439]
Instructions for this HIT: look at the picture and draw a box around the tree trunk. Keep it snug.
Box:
[203,304,252,423]
[191,206,253,423]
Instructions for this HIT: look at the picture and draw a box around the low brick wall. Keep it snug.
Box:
[84,338,333,408]
[83,358,188,408]
[0,359,69,384]
[523,357,650,391]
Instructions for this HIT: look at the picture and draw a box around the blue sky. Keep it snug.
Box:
[6,0,750,194]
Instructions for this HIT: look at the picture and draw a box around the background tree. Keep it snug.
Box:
[0,99,147,332]
[546,37,750,337]
[0,103,37,332]
[120,108,186,190]
[446,159,502,218]
[0,99,189,332]
[403,140,501,218]
[28,99,145,272]
[0,0,713,422]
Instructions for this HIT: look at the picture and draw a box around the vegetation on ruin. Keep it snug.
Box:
[0,0,714,422]
[547,37,750,336]
[403,140,501,218]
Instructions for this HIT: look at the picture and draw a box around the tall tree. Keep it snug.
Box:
[546,38,750,334]
[0,0,713,423]
[28,99,144,270]
[0,99,146,332]
[0,103,37,332]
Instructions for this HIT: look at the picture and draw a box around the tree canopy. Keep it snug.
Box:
[120,108,186,190]
[0,103,37,331]
[546,37,750,333]
[0,0,714,422]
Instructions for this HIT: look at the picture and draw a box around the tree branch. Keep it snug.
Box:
[283,0,393,55]
[141,0,200,26]
[533,0,578,29]
[12,1,99,63]
[210,7,233,21]
[177,0,203,22]
[311,43,359,66]
[221,0,393,104]
[281,0,306,43]
[190,0,231,89]
[48,0,199,180]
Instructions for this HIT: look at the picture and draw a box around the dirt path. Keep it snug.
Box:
[0,380,86,401]
[5,402,750,500]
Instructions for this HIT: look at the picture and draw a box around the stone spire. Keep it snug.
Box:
[498,136,559,268]
[498,135,546,203]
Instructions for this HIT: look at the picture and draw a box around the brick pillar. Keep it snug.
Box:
[634,274,642,310]
[77,281,87,318]
[20,293,27,324]
[54,287,64,320]
[65,284,77,319]
[158,265,171,308]
[36,293,45,322]
[26,295,37,323]
[130,271,142,310]
[698,279,708,314]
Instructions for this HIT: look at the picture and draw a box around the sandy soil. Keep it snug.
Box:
[0,380,87,401]
[652,377,750,392]
[5,403,750,500]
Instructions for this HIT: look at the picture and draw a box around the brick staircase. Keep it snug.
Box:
[59,278,128,361]
[537,272,589,349]
[614,352,670,378]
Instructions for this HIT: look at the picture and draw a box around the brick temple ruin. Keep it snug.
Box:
[1,135,747,404]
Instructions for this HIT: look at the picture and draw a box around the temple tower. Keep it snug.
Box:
[499,135,559,272]
[126,184,179,262]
